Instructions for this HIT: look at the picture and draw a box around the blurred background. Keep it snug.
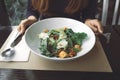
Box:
[4,0,27,26]
[3,0,119,26]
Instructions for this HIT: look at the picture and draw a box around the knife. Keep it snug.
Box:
[10,32,23,47]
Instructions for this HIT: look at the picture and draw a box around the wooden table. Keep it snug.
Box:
[0,27,112,72]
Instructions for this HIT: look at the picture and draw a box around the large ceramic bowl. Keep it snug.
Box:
[25,17,96,61]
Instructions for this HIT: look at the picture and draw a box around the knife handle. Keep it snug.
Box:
[10,32,23,47]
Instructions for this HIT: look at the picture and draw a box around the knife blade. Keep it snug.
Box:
[10,32,23,47]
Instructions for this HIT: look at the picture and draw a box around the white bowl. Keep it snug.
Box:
[25,17,96,61]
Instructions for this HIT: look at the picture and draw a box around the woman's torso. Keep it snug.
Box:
[41,0,81,21]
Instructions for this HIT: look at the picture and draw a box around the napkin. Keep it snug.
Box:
[0,29,30,61]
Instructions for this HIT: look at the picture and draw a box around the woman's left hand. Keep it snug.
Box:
[85,19,103,35]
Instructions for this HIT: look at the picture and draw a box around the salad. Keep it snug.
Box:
[38,27,87,58]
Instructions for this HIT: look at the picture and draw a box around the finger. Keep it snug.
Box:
[93,20,103,34]
[86,23,98,33]
[17,25,21,32]
[93,23,103,34]
[18,19,28,34]
[97,25,103,34]
[20,24,26,34]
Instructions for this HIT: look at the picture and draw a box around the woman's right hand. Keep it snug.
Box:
[17,16,37,34]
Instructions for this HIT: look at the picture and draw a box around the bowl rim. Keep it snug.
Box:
[25,17,96,61]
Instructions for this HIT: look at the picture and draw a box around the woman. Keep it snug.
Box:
[18,0,103,35]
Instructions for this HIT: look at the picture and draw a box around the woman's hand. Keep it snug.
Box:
[17,16,37,34]
[85,19,103,35]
